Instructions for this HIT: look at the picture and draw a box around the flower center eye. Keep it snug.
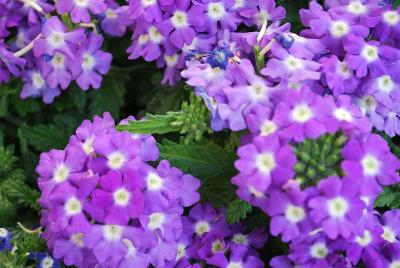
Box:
[381,226,397,243]
[361,95,377,112]
[383,10,400,25]
[81,137,94,155]
[147,173,163,190]
[330,21,349,38]
[113,188,131,206]
[52,54,65,69]
[75,0,89,6]
[148,26,164,44]
[53,164,70,183]
[103,225,123,241]
[260,120,277,136]
[0,228,8,237]
[32,72,46,89]
[356,230,372,246]
[195,221,211,235]
[171,11,188,28]
[333,108,353,122]
[328,197,349,218]
[64,197,82,215]
[227,262,243,268]
[82,53,96,70]
[141,0,157,7]
[49,32,64,48]
[212,240,224,253]
[291,104,313,123]
[361,45,378,62]
[285,204,306,223]
[390,261,400,268]
[107,151,126,169]
[164,54,179,67]
[148,212,165,230]
[361,154,381,176]
[208,2,226,20]
[285,57,302,70]
[377,75,394,93]
[42,257,54,268]
[255,152,276,174]
[70,233,85,248]
[176,244,186,260]
[347,1,367,15]
[232,234,248,245]
[310,243,328,259]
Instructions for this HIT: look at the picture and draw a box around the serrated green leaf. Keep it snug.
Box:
[159,139,237,207]
[117,113,181,134]
[19,123,69,152]
[226,198,252,224]
[2,179,40,211]
[375,183,400,209]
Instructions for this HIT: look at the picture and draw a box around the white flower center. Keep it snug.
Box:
[82,53,96,71]
[382,226,397,243]
[310,243,328,259]
[208,2,226,21]
[164,54,179,67]
[48,32,65,49]
[291,104,314,123]
[285,204,306,223]
[211,239,225,253]
[32,72,45,89]
[232,233,248,245]
[334,108,353,122]
[146,172,163,191]
[255,152,276,174]
[176,243,186,260]
[356,230,372,246]
[337,62,351,79]
[327,197,349,218]
[360,95,377,113]
[81,137,94,155]
[260,120,277,136]
[249,186,265,198]
[285,56,302,70]
[141,0,157,7]
[383,10,400,26]
[288,82,302,91]
[113,188,131,206]
[107,151,126,169]
[256,10,270,25]
[195,221,211,235]
[390,261,400,268]
[250,84,268,101]
[361,154,381,176]
[103,225,123,241]
[232,0,245,9]
[347,1,367,15]
[171,10,188,28]
[70,233,84,248]
[138,34,150,45]
[64,197,82,216]
[361,45,378,62]
[105,9,118,19]
[51,53,65,69]
[53,164,70,183]
[148,26,164,44]
[75,0,88,7]
[330,20,349,38]
[41,257,54,268]
[148,212,165,230]
[0,228,8,238]
[377,75,394,93]
[227,262,243,268]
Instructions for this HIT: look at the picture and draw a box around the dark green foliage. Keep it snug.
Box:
[294,132,347,188]
[226,198,252,224]
[159,139,237,207]
[375,183,400,209]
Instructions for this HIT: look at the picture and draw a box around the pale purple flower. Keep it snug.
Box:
[239,0,285,27]
[206,243,264,268]
[379,210,400,245]
[56,0,107,23]
[101,5,131,37]
[41,51,74,89]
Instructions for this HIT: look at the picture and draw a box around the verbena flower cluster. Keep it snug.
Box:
[36,112,266,267]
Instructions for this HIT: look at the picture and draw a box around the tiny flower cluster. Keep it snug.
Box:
[37,112,203,267]
[232,87,400,267]
[0,0,128,103]
[0,228,13,252]
[176,203,267,267]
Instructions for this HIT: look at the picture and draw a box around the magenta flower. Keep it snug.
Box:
[72,33,112,91]
[20,70,61,104]
[273,88,327,142]
[379,209,400,245]
[235,134,296,192]
[41,51,74,90]
[239,0,286,27]
[56,0,107,23]
[206,243,264,268]
[344,34,399,78]
[128,0,173,22]
[33,16,86,59]
[308,177,365,239]
[101,6,131,37]
[91,170,144,224]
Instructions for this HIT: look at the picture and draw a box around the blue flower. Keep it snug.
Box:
[274,33,295,49]
[29,252,61,268]
[0,228,13,252]
[206,46,234,70]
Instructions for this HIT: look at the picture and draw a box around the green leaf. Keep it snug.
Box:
[394,0,400,8]
[117,113,181,134]
[375,130,400,158]
[159,139,237,207]
[2,179,40,211]
[226,198,252,224]
[375,183,400,209]
[19,123,69,152]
